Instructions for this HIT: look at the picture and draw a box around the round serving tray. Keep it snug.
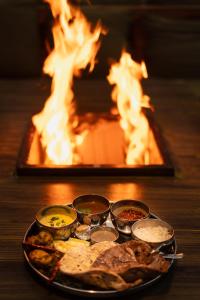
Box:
[23,212,177,298]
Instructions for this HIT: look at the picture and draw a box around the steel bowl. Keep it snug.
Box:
[131,218,174,248]
[36,205,77,240]
[90,226,119,244]
[111,199,150,235]
[72,194,110,226]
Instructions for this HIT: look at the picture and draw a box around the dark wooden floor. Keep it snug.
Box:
[0,78,199,299]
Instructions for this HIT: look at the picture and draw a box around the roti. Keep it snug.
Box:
[59,241,116,274]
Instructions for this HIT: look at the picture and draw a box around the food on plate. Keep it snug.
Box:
[111,200,149,235]
[73,195,110,226]
[36,205,78,240]
[133,225,172,243]
[91,229,116,243]
[75,224,90,240]
[59,244,94,273]
[111,200,149,221]
[29,249,62,268]
[76,224,90,233]
[59,240,170,291]
[27,231,54,246]
[24,200,175,293]
[40,213,74,228]
[67,238,90,247]
[75,199,108,214]
[90,226,119,243]
[29,249,54,267]
[74,269,131,291]
[117,208,146,221]
[54,238,90,253]
[92,240,169,275]
[131,219,174,244]
[90,241,116,257]
[59,241,116,274]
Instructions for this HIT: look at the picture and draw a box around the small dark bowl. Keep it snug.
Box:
[36,205,77,240]
[72,194,110,226]
[111,199,150,235]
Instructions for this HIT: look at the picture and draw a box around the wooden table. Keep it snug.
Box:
[0,78,199,299]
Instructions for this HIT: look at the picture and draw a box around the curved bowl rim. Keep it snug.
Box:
[90,225,119,243]
[72,194,110,216]
[110,199,150,223]
[131,218,174,245]
[35,204,77,230]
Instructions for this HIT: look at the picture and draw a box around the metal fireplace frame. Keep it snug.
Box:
[16,111,175,176]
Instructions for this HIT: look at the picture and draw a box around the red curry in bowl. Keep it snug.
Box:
[111,200,150,234]
[117,207,146,221]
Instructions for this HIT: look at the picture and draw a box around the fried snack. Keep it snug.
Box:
[29,249,54,267]
[27,231,53,247]
[29,249,62,269]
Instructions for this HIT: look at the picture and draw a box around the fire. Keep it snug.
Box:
[32,1,151,166]
[32,0,104,164]
[107,51,151,164]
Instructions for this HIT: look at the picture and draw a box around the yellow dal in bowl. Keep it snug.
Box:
[40,213,74,228]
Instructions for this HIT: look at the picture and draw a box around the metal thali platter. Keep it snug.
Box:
[23,213,177,298]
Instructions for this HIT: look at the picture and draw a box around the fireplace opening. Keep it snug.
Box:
[16,107,174,176]
[16,0,175,176]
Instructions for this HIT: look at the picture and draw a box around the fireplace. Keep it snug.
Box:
[16,108,174,176]
[16,0,174,176]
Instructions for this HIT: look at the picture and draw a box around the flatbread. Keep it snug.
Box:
[59,240,170,291]
[59,241,116,274]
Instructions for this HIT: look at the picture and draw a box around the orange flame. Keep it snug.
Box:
[107,51,151,164]
[32,0,104,164]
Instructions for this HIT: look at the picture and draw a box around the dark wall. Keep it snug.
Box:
[130,11,200,78]
[0,1,200,78]
[0,2,44,77]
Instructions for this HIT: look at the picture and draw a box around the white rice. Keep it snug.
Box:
[133,225,172,243]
